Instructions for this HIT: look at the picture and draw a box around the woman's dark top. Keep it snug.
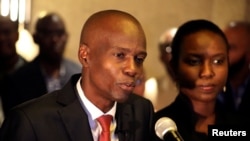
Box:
[154,93,248,141]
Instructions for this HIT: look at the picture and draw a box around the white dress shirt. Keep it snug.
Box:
[76,77,118,141]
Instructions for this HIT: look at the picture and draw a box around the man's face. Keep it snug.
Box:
[35,15,68,63]
[0,19,18,60]
[224,26,250,76]
[80,19,147,103]
[224,26,249,66]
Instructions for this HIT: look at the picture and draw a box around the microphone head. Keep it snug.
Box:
[155,117,178,140]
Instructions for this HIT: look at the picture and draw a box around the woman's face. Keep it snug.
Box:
[177,30,228,102]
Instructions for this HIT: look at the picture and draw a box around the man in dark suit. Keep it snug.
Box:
[0,15,28,126]
[219,21,250,118]
[0,9,155,141]
[1,12,81,115]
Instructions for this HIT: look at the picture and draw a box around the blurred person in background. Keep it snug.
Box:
[0,16,27,79]
[0,16,28,126]
[2,12,81,115]
[219,21,250,118]
[144,27,179,111]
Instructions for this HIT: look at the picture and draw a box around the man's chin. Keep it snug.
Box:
[115,93,131,103]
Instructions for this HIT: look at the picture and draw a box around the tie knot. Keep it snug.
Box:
[97,115,113,132]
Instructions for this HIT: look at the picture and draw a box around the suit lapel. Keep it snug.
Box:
[58,99,93,141]
[56,74,93,141]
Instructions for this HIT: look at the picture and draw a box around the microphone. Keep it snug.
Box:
[155,117,184,141]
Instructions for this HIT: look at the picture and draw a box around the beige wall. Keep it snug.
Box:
[27,0,249,79]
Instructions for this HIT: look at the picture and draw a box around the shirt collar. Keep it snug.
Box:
[76,77,117,121]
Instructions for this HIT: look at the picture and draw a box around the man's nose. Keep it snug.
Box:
[124,58,138,77]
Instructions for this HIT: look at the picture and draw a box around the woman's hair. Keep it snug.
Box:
[170,19,229,79]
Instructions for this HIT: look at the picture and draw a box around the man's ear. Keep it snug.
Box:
[78,44,89,67]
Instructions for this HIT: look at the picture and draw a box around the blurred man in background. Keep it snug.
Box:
[0,16,27,81]
[0,16,28,126]
[219,21,250,117]
[144,27,179,111]
[2,12,81,115]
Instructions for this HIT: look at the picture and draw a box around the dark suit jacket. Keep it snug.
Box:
[221,79,250,117]
[153,94,248,141]
[0,74,155,141]
[1,57,81,115]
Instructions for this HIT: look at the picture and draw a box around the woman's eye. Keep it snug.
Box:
[187,59,201,65]
[213,59,224,64]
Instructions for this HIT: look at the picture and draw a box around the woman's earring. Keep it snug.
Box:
[223,86,226,92]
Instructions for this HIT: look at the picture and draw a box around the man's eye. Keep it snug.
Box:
[135,57,145,64]
[114,53,125,58]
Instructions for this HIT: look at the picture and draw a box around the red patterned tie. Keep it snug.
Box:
[97,115,113,141]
